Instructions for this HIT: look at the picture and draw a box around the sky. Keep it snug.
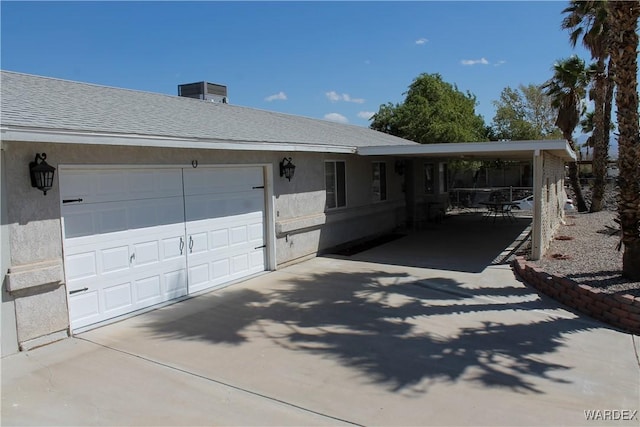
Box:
[2,1,592,131]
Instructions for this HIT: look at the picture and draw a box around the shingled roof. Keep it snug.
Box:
[1,71,417,151]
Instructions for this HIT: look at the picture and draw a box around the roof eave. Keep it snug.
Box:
[357,140,577,161]
[0,126,358,154]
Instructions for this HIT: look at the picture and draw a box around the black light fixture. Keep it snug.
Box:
[394,159,405,176]
[29,153,56,195]
[279,157,296,181]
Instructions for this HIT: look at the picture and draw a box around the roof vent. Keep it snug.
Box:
[178,81,228,103]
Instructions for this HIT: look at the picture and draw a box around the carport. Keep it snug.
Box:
[358,140,577,260]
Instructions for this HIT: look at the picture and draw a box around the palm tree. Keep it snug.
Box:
[543,56,589,212]
[562,0,612,212]
[609,0,640,279]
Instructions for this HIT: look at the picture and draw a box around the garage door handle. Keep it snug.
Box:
[69,287,88,295]
[255,245,266,249]
[189,236,194,253]
[179,237,185,255]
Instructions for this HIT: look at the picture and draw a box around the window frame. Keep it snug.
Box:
[325,160,347,210]
[372,161,387,202]
[424,163,435,194]
[439,162,449,194]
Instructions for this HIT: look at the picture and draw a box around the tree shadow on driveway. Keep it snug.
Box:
[136,266,602,395]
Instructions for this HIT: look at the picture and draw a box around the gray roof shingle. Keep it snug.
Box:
[1,71,417,149]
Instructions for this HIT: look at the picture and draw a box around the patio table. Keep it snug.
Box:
[480,201,517,223]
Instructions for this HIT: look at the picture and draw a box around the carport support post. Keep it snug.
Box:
[531,150,543,260]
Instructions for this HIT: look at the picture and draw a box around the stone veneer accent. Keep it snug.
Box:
[512,256,640,335]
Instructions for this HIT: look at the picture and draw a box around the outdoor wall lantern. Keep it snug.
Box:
[29,153,56,195]
[394,160,406,176]
[280,157,296,181]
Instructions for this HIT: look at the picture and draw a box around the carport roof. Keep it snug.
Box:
[358,140,577,161]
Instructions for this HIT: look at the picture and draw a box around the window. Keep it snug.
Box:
[372,162,387,202]
[325,161,346,209]
[424,163,435,194]
[439,163,448,193]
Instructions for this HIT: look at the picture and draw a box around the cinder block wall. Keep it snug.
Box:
[539,152,567,256]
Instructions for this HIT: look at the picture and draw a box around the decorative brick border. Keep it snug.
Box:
[512,256,640,335]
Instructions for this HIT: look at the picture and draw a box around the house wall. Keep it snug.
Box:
[2,141,405,350]
[1,143,20,356]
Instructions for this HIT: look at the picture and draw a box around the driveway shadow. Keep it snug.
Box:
[138,267,600,395]
[339,213,532,273]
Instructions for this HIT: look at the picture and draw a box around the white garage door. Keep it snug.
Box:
[61,166,267,331]
[183,167,266,294]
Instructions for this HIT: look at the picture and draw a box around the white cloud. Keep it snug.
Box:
[494,60,507,67]
[326,91,342,102]
[415,38,428,45]
[324,113,349,124]
[326,91,365,104]
[461,58,489,66]
[357,111,375,120]
[264,91,287,101]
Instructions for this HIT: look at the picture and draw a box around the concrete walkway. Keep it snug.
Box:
[3,217,639,426]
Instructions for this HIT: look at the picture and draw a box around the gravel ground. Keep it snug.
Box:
[533,209,640,296]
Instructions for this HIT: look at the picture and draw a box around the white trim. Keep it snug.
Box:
[264,163,277,271]
[1,127,357,154]
[357,140,577,161]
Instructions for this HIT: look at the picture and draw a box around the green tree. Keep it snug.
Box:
[563,0,614,212]
[370,73,487,143]
[491,84,562,140]
[609,0,640,279]
[543,56,589,212]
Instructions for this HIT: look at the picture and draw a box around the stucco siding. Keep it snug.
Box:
[2,140,406,347]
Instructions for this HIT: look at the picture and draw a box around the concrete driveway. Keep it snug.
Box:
[3,217,639,426]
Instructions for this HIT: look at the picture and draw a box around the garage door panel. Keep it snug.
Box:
[102,246,130,273]
[185,194,263,221]
[250,250,266,269]
[212,259,230,279]
[183,167,263,196]
[165,269,188,297]
[68,291,100,322]
[99,207,128,234]
[103,282,132,312]
[231,254,249,274]
[210,229,229,249]
[189,263,210,289]
[135,276,162,303]
[61,169,184,204]
[163,236,184,260]
[230,226,248,245]
[134,241,159,266]
[64,211,95,239]
[66,252,97,281]
[190,232,208,254]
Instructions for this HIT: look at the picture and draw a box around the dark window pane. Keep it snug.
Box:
[336,161,346,207]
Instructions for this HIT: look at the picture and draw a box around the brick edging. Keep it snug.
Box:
[512,256,640,335]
